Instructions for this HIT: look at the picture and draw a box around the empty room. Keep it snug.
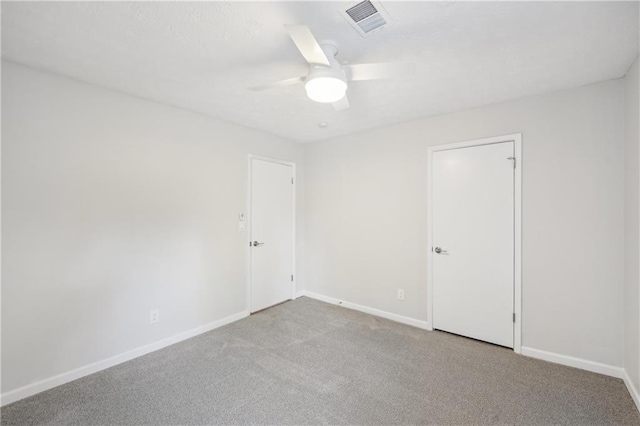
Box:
[1,1,640,425]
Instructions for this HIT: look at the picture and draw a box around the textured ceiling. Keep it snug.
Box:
[2,1,638,143]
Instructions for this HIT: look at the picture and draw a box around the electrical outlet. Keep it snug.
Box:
[150,309,159,324]
[397,289,405,300]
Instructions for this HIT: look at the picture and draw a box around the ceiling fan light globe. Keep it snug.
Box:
[305,77,347,103]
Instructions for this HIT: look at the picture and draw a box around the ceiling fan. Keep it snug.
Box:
[249,25,415,111]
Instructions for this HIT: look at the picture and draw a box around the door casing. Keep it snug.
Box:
[246,154,296,313]
[426,133,522,353]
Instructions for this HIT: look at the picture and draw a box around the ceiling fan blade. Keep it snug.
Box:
[344,62,416,81]
[284,25,330,66]
[248,76,305,92]
[332,95,350,111]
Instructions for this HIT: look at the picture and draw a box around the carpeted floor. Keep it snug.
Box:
[2,297,639,425]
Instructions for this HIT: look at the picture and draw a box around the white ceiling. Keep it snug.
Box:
[2,1,638,143]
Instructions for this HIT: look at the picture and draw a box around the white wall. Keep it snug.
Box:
[625,56,640,390]
[305,78,626,367]
[1,61,306,394]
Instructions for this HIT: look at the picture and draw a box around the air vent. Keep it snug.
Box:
[341,0,390,37]
[346,1,378,22]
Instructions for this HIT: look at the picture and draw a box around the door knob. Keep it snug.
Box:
[252,241,265,247]
[434,247,448,254]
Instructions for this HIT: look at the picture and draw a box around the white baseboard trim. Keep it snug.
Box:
[301,291,432,330]
[505,347,640,412]
[1,310,249,407]
[622,371,640,413]
[521,346,624,379]
[6,300,639,414]
[294,290,306,299]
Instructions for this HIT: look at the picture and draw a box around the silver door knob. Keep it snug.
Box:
[252,241,265,247]
[434,247,448,254]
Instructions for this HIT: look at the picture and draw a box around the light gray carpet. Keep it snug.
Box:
[2,297,638,425]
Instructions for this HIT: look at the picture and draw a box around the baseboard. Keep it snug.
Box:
[6,301,637,413]
[622,371,640,412]
[509,347,640,412]
[301,291,432,330]
[300,294,637,409]
[521,346,624,379]
[0,310,249,407]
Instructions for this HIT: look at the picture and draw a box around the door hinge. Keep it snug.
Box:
[291,177,294,184]
[507,157,516,169]
[513,313,516,323]
[291,274,294,282]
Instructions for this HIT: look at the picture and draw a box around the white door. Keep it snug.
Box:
[432,142,514,347]
[250,158,294,313]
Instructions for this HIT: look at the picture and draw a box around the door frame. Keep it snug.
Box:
[246,154,296,313]
[426,133,522,353]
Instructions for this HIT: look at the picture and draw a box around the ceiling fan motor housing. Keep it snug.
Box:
[305,43,348,103]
